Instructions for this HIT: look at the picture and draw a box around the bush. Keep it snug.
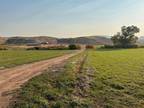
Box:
[138,45,144,48]
[124,44,138,48]
[27,46,68,50]
[103,44,138,49]
[103,45,114,48]
[0,48,7,50]
[86,45,94,49]
[27,45,81,50]
[68,44,80,50]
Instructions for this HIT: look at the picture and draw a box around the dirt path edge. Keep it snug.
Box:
[0,50,83,108]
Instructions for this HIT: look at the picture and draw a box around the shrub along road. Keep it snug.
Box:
[0,50,83,108]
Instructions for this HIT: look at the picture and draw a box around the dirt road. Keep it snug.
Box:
[0,50,83,108]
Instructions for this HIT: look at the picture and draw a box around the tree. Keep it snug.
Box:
[111,25,140,48]
[68,44,78,50]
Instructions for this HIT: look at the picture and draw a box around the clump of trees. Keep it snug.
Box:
[68,44,80,50]
[111,25,140,48]
[27,45,68,50]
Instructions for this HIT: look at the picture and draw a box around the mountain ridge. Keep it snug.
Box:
[0,36,112,45]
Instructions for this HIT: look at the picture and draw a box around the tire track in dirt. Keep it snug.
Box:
[0,50,83,108]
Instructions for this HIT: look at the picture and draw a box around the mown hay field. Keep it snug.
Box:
[0,50,71,68]
[12,49,144,108]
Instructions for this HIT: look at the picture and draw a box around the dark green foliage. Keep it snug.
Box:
[103,45,115,48]
[111,25,140,48]
[68,44,79,50]
[0,48,7,50]
[27,46,68,50]
[103,44,138,49]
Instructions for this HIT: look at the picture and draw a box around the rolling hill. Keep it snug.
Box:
[58,36,112,45]
[5,36,57,45]
[0,36,112,45]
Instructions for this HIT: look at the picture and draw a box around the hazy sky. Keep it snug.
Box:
[0,0,144,38]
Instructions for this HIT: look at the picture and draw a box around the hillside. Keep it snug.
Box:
[58,36,112,45]
[5,36,57,45]
[0,36,112,45]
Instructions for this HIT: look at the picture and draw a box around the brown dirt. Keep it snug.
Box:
[0,50,83,108]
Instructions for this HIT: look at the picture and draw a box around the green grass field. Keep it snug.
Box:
[84,49,144,108]
[12,49,144,108]
[0,50,71,68]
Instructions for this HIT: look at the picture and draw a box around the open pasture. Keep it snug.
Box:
[83,49,144,107]
[0,50,71,68]
[12,48,144,108]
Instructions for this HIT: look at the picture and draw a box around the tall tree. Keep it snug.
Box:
[111,25,140,47]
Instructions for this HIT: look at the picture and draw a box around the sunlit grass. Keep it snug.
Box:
[0,50,71,68]
[84,49,144,108]
[12,49,144,108]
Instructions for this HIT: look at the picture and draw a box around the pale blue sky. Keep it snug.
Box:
[0,0,144,37]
